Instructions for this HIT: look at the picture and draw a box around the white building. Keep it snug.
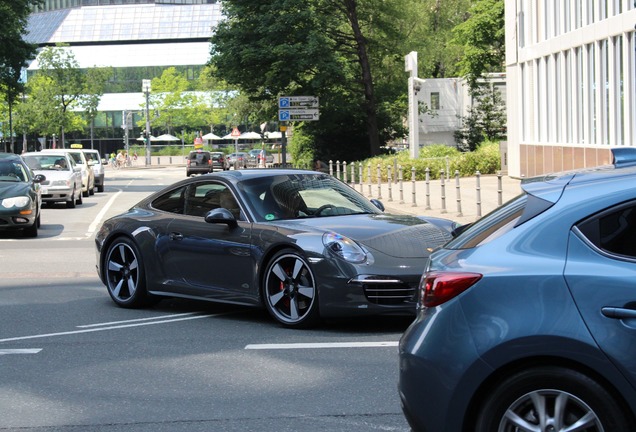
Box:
[505,1,636,178]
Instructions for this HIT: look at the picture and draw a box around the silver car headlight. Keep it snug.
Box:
[323,232,367,263]
[2,196,30,209]
[51,179,70,186]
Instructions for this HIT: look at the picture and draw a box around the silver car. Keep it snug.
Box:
[81,149,105,192]
[42,149,95,197]
[22,152,83,208]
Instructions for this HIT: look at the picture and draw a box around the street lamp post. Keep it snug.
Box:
[142,79,152,166]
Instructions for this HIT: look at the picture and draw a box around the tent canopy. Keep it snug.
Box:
[155,133,180,141]
[136,135,157,142]
[202,132,222,140]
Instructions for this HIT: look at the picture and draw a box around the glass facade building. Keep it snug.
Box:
[25,0,223,153]
[505,0,636,178]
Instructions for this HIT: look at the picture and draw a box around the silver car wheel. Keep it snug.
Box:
[263,250,319,327]
[499,390,602,432]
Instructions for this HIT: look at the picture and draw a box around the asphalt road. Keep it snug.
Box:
[0,166,412,432]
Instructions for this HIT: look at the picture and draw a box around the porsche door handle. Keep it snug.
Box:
[601,307,636,319]
[169,232,184,241]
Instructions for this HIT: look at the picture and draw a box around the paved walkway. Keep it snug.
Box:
[353,174,522,225]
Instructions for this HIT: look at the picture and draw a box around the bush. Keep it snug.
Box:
[344,141,501,182]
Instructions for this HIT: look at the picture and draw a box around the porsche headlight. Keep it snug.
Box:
[1,196,30,209]
[323,232,367,263]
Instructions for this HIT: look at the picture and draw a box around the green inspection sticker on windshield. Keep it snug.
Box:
[265,214,275,221]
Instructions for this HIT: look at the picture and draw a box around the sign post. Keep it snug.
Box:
[278,97,320,168]
[231,127,241,169]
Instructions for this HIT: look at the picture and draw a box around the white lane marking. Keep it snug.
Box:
[0,314,216,343]
[244,342,399,350]
[0,349,42,355]
[86,189,123,236]
[76,312,202,328]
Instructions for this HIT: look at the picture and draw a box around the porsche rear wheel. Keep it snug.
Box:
[263,249,320,328]
[104,237,151,308]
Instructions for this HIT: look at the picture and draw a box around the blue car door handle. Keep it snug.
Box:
[169,232,183,241]
[601,307,636,319]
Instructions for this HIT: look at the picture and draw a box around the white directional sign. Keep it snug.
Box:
[278,96,319,109]
[279,109,320,121]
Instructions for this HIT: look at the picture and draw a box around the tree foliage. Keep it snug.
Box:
[454,82,507,151]
[452,0,505,89]
[0,0,43,152]
[17,45,109,147]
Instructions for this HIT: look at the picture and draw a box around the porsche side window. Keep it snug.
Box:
[577,202,636,258]
[151,186,186,214]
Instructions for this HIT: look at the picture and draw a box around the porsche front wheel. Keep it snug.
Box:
[263,249,320,328]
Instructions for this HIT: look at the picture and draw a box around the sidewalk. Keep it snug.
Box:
[355,174,522,225]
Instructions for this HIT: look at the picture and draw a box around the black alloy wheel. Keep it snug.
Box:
[104,237,150,308]
[263,249,320,328]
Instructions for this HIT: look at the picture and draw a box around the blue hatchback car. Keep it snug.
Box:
[399,147,636,431]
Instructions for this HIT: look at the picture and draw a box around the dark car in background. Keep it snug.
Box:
[95,169,457,328]
[210,152,228,171]
[186,150,212,177]
[398,147,636,432]
[226,152,247,169]
[0,153,44,237]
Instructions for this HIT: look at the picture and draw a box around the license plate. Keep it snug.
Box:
[41,188,48,194]
[191,161,197,166]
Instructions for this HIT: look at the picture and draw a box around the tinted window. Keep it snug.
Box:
[237,173,381,222]
[577,201,636,258]
[446,195,527,249]
[151,181,243,220]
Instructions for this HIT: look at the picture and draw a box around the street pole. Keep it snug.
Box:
[143,79,152,166]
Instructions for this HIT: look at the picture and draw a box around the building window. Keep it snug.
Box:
[430,92,440,111]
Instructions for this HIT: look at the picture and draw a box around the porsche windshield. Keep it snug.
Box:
[238,173,382,221]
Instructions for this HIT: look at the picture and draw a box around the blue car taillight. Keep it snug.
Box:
[420,272,482,307]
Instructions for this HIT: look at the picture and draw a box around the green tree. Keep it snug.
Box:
[31,45,87,145]
[0,0,43,152]
[452,0,505,89]
[81,67,112,149]
[210,0,387,160]
[454,82,507,151]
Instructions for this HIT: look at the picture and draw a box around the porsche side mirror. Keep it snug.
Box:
[370,199,385,212]
[204,208,238,228]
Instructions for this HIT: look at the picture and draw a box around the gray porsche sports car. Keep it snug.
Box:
[95,169,456,327]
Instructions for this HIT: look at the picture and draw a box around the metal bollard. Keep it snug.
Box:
[455,170,463,217]
[387,165,393,201]
[411,166,417,207]
[358,163,363,193]
[336,161,341,180]
[476,171,482,218]
[425,167,431,210]
[350,162,355,186]
[329,160,333,176]
[497,171,503,206]
[398,165,404,204]
[440,170,447,213]
[367,163,372,197]
[343,161,348,183]
[377,164,382,199]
